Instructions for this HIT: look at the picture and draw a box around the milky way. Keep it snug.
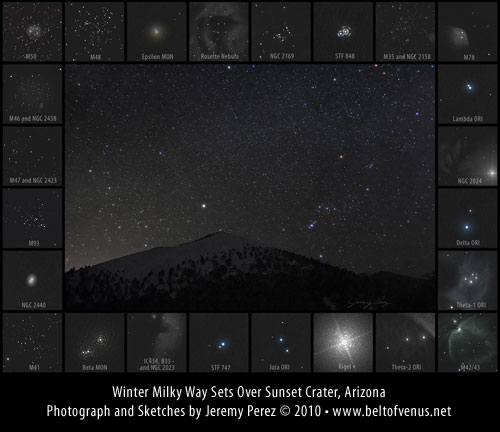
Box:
[65,64,434,277]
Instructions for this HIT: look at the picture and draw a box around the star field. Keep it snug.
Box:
[3,127,62,186]
[438,64,497,124]
[3,313,62,372]
[252,2,311,61]
[3,188,62,248]
[3,2,62,61]
[438,189,497,249]
[189,313,248,372]
[65,2,124,61]
[65,64,434,277]
[438,251,497,311]
[376,313,435,372]
[376,2,435,60]
[252,313,310,372]
[3,64,62,124]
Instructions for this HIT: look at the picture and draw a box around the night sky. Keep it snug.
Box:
[66,64,434,276]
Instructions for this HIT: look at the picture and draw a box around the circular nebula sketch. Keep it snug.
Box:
[191,2,248,58]
[78,325,115,361]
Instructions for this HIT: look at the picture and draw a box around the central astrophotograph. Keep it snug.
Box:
[65,64,435,311]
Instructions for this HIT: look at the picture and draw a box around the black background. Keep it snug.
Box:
[2,1,498,425]
[0,373,498,424]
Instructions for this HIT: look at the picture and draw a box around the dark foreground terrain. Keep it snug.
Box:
[65,233,435,311]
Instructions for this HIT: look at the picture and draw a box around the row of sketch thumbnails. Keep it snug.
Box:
[2,189,498,249]
[2,2,498,62]
[2,126,498,187]
[2,64,498,126]
[2,251,499,312]
[2,312,497,373]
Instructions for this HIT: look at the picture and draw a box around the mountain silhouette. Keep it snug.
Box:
[65,232,434,311]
